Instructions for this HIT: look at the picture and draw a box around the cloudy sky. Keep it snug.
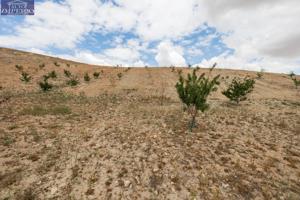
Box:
[0,0,299,73]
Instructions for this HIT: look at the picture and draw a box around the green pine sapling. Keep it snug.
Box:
[222,77,255,104]
[20,72,32,83]
[93,72,100,79]
[175,63,220,131]
[84,73,91,82]
[64,69,72,78]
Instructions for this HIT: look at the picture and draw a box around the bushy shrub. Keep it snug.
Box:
[93,72,100,79]
[84,73,91,82]
[175,64,220,131]
[20,72,32,83]
[222,77,255,104]
[64,69,72,78]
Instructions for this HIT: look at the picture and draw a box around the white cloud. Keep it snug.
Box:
[0,0,299,72]
[155,41,186,66]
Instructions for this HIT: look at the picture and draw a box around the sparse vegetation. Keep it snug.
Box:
[222,77,255,104]
[1,135,15,146]
[39,63,45,70]
[20,72,32,83]
[256,69,264,79]
[288,71,295,78]
[39,80,53,92]
[93,72,100,79]
[64,69,72,78]
[48,71,57,79]
[20,105,71,116]
[84,73,91,82]
[54,61,60,67]
[175,64,220,131]
[15,64,23,71]
[117,73,123,80]
[291,77,300,89]
[66,76,80,86]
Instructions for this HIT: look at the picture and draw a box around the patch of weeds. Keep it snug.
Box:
[16,187,36,200]
[7,124,18,130]
[1,135,15,146]
[20,105,71,116]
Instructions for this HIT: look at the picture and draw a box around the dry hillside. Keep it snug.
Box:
[0,47,300,200]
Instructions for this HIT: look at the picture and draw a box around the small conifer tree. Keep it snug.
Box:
[20,72,32,83]
[66,76,79,86]
[48,71,57,79]
[175,64,220,131]
[256,69,264,79]
[39,63,45,70]
[292,77,300,89]
[64,69,72,78]
[222,77,255,104]
[93,72,100,79]
[288,71,296,78]
[84,73,91,82]
[39,80,53,92]
[54,61,60,67]
[117,73,123,80]
[15,65,23,71]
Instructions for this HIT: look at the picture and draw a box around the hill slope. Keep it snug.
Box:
[0,47,300,199]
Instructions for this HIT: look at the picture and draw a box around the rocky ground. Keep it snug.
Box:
[0,48,300,199]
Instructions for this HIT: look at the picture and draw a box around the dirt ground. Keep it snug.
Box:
[0,48,300,199]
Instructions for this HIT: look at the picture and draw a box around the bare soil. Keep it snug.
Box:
[0,48,300,199]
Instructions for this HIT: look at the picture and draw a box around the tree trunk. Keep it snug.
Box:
[188,110,197,132]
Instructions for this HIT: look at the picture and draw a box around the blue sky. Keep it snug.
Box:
[0,0,299,73]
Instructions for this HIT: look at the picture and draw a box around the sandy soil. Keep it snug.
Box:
[0,47,300,200]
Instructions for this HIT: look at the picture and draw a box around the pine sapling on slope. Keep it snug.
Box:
[39,80,53,92]
[20,72,32,83]
[175,65,220,131]
[48,71,57,79]
[84,73,91,82]
[64,69,72,78]
[39,74,53,92]
[292,77,300,89]
[222,77,255,104]
[93,72,100,79]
